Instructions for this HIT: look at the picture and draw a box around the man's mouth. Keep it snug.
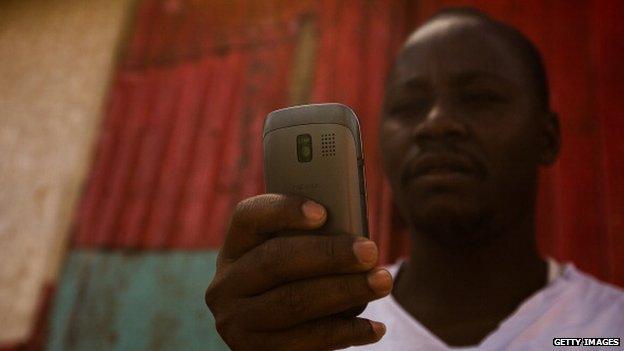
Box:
[401,152,485,184]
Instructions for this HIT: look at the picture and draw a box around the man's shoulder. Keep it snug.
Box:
[563,264,624,301]
[556,264,624,324]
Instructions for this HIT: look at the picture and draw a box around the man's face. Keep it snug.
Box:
[380,18,548,244]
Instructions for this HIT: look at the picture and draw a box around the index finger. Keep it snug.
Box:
[220,193,326,262]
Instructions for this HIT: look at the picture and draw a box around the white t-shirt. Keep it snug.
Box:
[351,260,624,351]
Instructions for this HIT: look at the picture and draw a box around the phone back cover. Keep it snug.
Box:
[264,123,367,237]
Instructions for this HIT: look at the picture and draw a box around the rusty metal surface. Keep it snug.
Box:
[72,0,624,277]
[46,250,227,351]
[72,0,410,262]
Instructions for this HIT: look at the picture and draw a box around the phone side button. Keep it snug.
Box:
[357,158,366,195]
[360,192,370,238]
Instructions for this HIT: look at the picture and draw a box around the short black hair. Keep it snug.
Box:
[419,7,550,111]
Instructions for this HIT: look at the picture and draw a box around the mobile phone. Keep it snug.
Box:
[263,103,369,238]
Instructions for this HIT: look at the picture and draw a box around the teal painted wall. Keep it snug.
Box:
[47,250,229,351]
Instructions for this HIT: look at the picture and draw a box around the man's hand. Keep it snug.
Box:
[205,194,392,351]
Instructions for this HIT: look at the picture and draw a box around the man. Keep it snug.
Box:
[205,8,624,350]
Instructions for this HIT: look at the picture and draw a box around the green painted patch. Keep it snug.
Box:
[47,250,229,351]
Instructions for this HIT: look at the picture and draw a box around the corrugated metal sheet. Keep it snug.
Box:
[71,0,624,285]
[46,250,227,351]
[72,0,412,263]
[592,0,624,284]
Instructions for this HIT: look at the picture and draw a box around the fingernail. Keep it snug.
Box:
[369,321,386,337]
[301,201,325,221]
[367,269,393,295]
[353,239,377,265]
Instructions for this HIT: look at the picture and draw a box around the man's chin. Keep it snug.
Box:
[407,199,492,247]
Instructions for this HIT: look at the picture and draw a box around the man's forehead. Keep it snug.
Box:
[403,16,482,48]
[392,70,517,90]
[392,17,527,88]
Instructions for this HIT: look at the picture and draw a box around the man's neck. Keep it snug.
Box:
[392,215,547,346]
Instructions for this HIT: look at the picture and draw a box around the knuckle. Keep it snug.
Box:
[319,237,346,273]
[233,197,254,219]
[281,284,308,318]
[205,275,235,318]
[345,318,374,346]
[339,276,362,302]
[322,237,339,265]
[231,197,260,227]
[340,277,354,298]
[231,194,299,233]
[347,317,369,339]
[210,299,271,351]
[204,286,216,309]
[213,315,229,337]
[268,193,306,222]
[273,238,295,267]
[213,303,242,341]
[326,236,355,269]
[259,238,293,274]
[212,310,231,338]
[204,279,222,310]
[215,251,228,270]
[324,318,370,349]
[275,203,302,229]
[321,318,342,348]
[263,194,293,220]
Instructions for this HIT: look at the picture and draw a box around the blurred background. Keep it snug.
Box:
[0,0,622,350]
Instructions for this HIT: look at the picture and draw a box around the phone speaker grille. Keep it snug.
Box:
[320,133,336,157]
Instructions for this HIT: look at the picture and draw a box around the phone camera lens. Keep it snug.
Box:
[297,134,313,162]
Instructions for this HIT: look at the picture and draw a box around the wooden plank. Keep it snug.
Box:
[47,250,228,351]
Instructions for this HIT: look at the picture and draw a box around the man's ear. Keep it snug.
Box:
[539,111,560,165]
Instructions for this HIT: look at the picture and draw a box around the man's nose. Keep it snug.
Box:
[411,103,468,141]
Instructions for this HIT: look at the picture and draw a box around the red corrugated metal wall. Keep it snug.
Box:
[73,0,624,284]
[72,0,413,263]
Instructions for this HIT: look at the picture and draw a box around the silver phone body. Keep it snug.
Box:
[263,103,369,237]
